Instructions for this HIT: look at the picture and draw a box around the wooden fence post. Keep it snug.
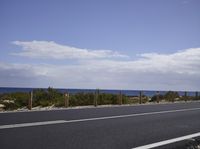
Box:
[64,92,69,108]
[119,91,122,105]
[184,91,187,102]
[156,91,159,103]
[139,91,142,104]
[94,89,99,107]
[28,91,33,110]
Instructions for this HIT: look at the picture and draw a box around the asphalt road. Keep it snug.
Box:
[0,102,200,149]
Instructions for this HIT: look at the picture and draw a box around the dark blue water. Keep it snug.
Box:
[0,87,197,97]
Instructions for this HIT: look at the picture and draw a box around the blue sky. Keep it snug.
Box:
[0,0,200,91]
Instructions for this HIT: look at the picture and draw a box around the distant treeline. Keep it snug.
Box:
[0,87,199,110]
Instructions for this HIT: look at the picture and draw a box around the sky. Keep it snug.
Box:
[0,0,200,91]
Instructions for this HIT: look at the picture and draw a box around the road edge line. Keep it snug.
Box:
[132,132,200,149]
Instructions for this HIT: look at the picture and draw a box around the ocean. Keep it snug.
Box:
[0,87,197,97]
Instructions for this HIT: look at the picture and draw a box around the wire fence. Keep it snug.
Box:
[0,88,199,111]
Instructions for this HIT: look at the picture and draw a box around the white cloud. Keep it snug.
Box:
[133,48,200,74]
[85,47,200,75]
[12,41,128,59]
[0,59,199,90]
[1,41,200,91]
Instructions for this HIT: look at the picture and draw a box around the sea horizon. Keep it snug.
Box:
[0,87,198,97]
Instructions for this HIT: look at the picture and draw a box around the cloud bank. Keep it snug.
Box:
[12,41,128,59]
[1,40,200,91]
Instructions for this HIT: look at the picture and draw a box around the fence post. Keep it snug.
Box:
[28,91,33,110]
[119,91,122,105]
[94,89,99,107]
[64,92,69,108]
[156,91,159,103]
[184,91,187,102]
[139,91,142,104]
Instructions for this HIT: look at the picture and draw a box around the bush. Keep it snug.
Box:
[164,91,179,102]
[0,94,13,101]
[98,93,117,105]
[127,95,149,104]
[33,87,63,107]
[2,102,18,110]
[0,92,29,110]
[11,92,29,108]
[142,95,149,103]
[32,89,48,106]
[122,95,129,104]
[69,92,94,106]
[150,94,164,102]
[68,92,128,106]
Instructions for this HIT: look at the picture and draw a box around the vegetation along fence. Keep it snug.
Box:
[0,87,199,111]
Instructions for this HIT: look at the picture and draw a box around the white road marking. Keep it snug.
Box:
[0,120,66,129]
[63,107,200,123]
[0,107,200,129]
[132,132,200,149]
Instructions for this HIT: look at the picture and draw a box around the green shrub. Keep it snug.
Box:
[141,95,149,103]
[69,92,94,106]
[0,92,29,110]
[32,87,63,107]
[98,93,117,105]
[2,102,18,110]
[150,94,164,102]
[11,92,29,108]
[122,95,128,104]
[164,91,179,102]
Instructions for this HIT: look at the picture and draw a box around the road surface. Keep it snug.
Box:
[0,102,200,149]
